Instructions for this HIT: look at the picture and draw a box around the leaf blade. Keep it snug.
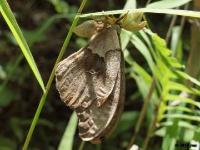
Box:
[58,112,78,150]
[0,0,45,92]
[80,8,200,19]
[147,0,192,9]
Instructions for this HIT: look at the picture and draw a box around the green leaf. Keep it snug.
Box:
[58,112,78,150]
[162,120,178,150]
[176,71,200,86]
[165,94,200,108]
[163,114,200,122]
[182,129,194,142]
[49,0,69,13]
[0,136,16,150]
[112,111,138,138]
[165,106,194,114]
[0,0,45,92]
[131,34,155,70]
[24,14,69,46]
[10,118,24,142]
[147,0,192,9]
[194,128,200,141]
[167,81,200,95]
[124,0,137,10]
[0,86,15,107]
[120,29,131,50]
[124,49,153,98]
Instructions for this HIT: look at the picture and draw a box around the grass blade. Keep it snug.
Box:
[80,8,200,18]
[147,0,191,9]
[58,112,78,150]
[0,0,45,92]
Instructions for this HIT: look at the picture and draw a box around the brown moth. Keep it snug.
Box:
[55,12,145,144]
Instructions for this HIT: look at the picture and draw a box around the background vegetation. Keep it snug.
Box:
[0,0,200,150]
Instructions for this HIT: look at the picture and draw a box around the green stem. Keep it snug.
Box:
[142,96,162,150]
[127,78,156,149]
[165,15,177,43]
[22,0,88,149]
[78,141,86,150]
[173,4,188,55]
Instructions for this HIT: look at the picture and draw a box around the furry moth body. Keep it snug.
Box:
[55,25,125,144]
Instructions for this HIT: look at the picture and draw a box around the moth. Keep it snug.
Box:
[55,12,146,144]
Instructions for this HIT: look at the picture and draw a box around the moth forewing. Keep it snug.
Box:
[55,26,125,144]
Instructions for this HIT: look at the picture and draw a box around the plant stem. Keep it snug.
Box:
[173,4,188,54]
[22,0,88,149]
[142,96,162,150]
[146,0,153,6]
[78,141,86,150]
[165,15,177,43]
[127,78,156,149]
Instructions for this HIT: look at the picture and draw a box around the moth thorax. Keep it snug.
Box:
[95,21,111,32]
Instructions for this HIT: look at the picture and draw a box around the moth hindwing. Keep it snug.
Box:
[55,23,125,144]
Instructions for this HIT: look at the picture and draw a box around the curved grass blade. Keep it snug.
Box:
[80,8,200,19]
[58,112,78,150]
[0,0,45,92]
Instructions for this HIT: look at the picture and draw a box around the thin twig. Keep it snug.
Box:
[22,0,88,149]
[127,78,156,149]
[165,15,177,43]
[174,4,188,53]
[142,96,162,150]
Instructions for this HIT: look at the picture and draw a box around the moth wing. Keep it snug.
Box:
[76,28,124,143]
[55,48,89,108]
[95,49,121,107]
[56,47,107,109]
[77,50,125,143]
[56,27,125,144]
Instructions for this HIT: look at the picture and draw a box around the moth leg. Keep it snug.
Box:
[96,50,121,107]
[104,15,118,25]
[117,11,129,24]
[90,137,102,144]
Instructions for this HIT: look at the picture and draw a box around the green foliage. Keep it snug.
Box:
[0,136,17,150]
[0,0,45,92]
[1,0,200,149]
[58,112,78,150]
[122,26,200,149]
[146,0,192,9]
